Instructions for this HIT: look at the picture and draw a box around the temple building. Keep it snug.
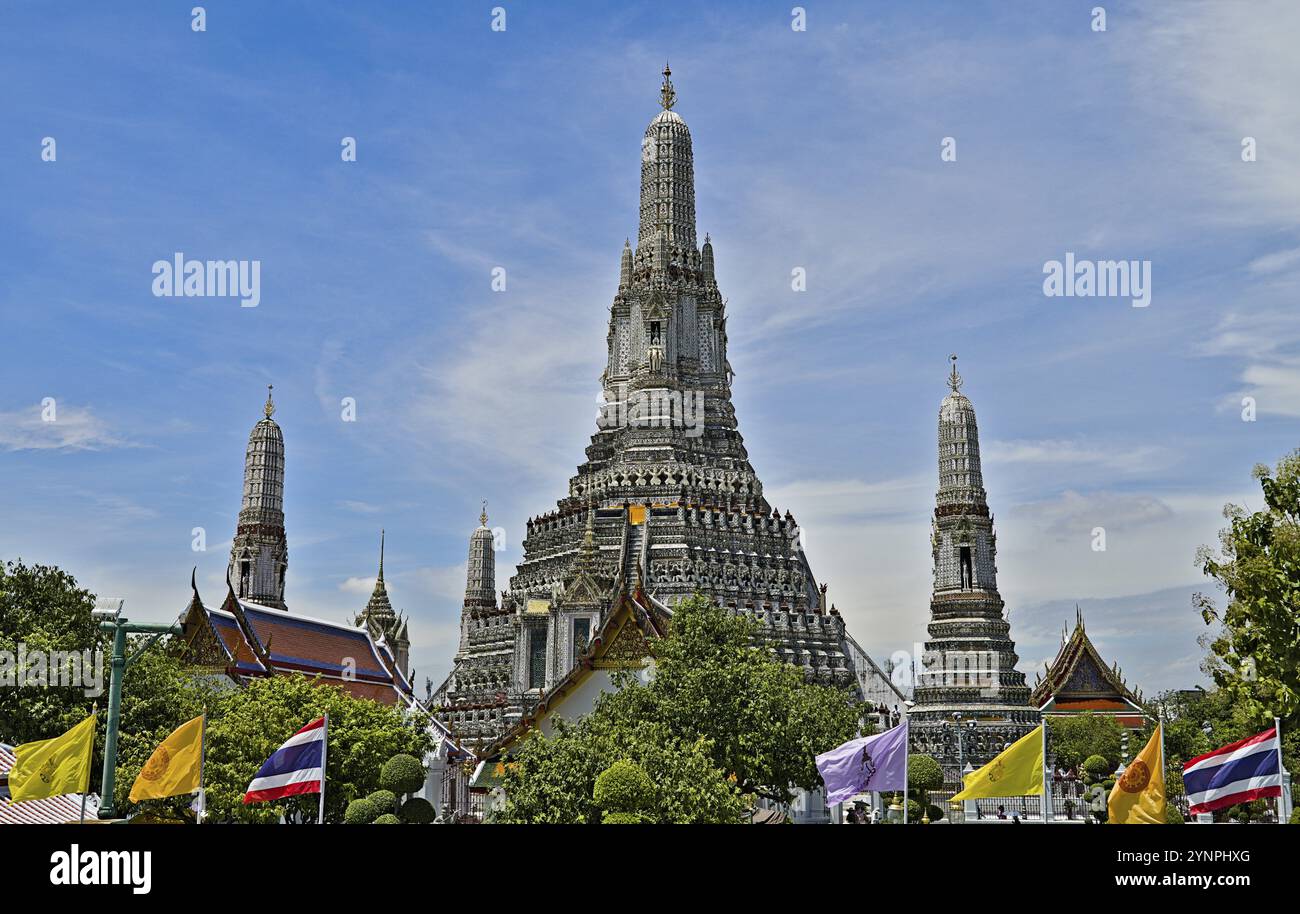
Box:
[431,67,901,752]
[908,357,1039,787]
[1031,609,1146,729]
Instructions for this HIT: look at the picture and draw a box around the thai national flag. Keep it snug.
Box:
[243,717,326,804]
[1182,726,1282,815]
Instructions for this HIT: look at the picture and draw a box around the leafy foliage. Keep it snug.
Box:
[380,753,425,797]
[499,595,862,822]
[1082,754,1113,783]
[345,798,379,825]
[400,796,435,824]
[201,674,430,824]
[0,560,105,745]
[1047,713,1122,771]
[366,789,397,815]
[594,759,654,823]
[373,814,401,824]
[1196,451,1300,723]
[907,754,944,792]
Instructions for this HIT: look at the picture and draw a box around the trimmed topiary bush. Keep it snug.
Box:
[367,789,397,815]
[907,755,945,792]
[593,760,655,815]
[1165,805,1185,824]
[1082,754,1113,782]
[373,814,401,824]
[380,754,426,797]
[400,796,435,824]
[344,798,379,825]
[1290,807,1300,825]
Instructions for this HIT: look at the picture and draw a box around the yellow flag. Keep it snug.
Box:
[8,713,96,802]
[129,715,205,803]
[951,725,1044,800]
[1108,724,1166,824]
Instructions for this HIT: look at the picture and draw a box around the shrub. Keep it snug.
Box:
[1082,754,1113,782]
[925,803,945,822]
[1290,807,1300,825]
[400,796,435,824]
[1165,805,1185,824]
[593,760,655,815]
[373,814,401,824]
[380,754,425,797]
[366,790,397,815]
[344,798,379,825]
[907,755,945,792]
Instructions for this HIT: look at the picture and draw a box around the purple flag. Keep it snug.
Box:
[815,720,908,805]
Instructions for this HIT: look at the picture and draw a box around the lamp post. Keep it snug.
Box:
[94,605,181,820]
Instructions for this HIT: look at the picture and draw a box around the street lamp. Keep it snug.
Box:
[95,607,181,819]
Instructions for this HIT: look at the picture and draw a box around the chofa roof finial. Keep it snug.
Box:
[947,354,963,393]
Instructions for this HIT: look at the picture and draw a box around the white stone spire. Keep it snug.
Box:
[637,64,697,255]
[229,384,288,609]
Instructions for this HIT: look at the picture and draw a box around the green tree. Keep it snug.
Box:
[498,594,862,822]
[0,560,105,744]
[594,759,655,824]
[200,674,431,824]
[1196,451,1300,724]
[1047,713,1122,771]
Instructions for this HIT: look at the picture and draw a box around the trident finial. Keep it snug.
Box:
[480,500,488,527]
[660,62,676,111]
[264,384,276,418]
[947,355,963,393]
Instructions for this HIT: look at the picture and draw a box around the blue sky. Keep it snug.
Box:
[2,1,1298,696]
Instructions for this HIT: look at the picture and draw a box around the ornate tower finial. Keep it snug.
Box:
[480,500,488,527]
[659,62,676,111]
[264,384,276,418]
[947,354,962,393]
[378,529,385,582]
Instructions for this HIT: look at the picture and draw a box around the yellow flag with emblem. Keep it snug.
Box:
[7,713,96,802]
[1108,724,1166,824]
[951,725,1044,800]
[129,715,205,802]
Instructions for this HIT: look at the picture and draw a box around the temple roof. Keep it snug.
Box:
[1031,609,1143,713]
[181,579,413,705]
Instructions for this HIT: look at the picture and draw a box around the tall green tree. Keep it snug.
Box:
[498,594,863,822]
[0,560,105,744]
[1195,450,1300,725]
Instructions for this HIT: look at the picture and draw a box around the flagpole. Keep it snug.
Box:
[903,726,909,825]
[1041,722,1050,824]
[80,710,95,824]
[318,712,328,825]
[197,711,207,824]
[1275,716,1286,824]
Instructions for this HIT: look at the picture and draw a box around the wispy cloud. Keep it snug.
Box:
[0,403,129,452]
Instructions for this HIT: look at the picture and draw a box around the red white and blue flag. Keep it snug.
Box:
[243,716,327,804]
[1182,726,1282,815]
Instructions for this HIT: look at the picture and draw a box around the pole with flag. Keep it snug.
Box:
[815,720,909,821]
[1183,724,1282,817]
[1041,719,1050,823]
[318,712,328,825]
[192,711,207,823]
[1274,716,1287,824]
[244,715,328,823]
